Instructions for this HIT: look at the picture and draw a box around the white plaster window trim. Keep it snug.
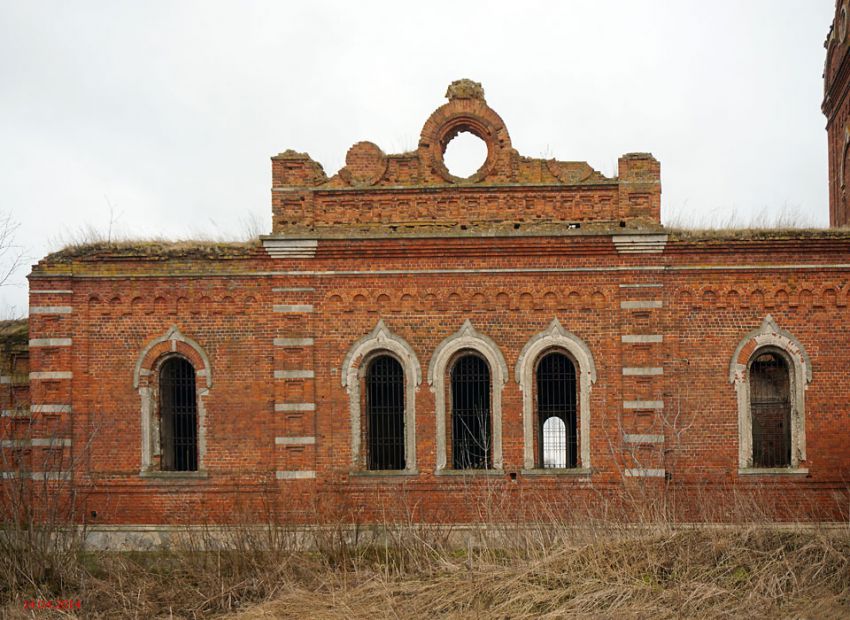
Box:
[515,318,597,471]
[729,315,811,472]
[737,467,809,476]
[135,326,211,478]
[428,320,508,472]
[342,320,421,473]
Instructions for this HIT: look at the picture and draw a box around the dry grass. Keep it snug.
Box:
[238,527,850,619]
[0,519,848,619]
[42,238,259,263]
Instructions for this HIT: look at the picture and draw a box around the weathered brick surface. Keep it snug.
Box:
[825,1,850,226]
[5,78,850,526]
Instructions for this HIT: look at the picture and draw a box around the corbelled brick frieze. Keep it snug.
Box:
[268,79,660,235]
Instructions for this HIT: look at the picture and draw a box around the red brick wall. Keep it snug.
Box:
[16,232,850,525]
[8,77,850,527]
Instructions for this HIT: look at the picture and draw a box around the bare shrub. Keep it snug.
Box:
[0,483,847,618]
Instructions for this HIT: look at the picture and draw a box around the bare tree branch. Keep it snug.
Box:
[0,211,24,290]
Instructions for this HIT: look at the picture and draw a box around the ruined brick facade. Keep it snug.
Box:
[5,65,850,530]
[825,1,850,226]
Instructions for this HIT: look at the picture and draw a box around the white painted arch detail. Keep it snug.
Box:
[134,326,211,475]
[729,315,811,470]
[428,320,508,471]
[133,325,212,389]
[342,320,421,472]
[515,318,597,470]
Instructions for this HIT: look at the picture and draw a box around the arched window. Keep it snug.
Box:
[365,355,405,470]
[516,319,596,471]
[749,350,791,468]
[450,354,491,469]
[536,351,577,469]
[159,357,198,472]
[729,315,810,473]
[428,320,507,472]
[342,320,421,473]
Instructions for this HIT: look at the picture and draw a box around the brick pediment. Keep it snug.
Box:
[270,80,661,236]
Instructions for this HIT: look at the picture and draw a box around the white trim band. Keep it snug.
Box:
[621,335,663,343]
[275,436,315,446]
[738,467,809,476]
[621,300,663,310]
[31,404,71,413]
[273,304,314,313]
[624,400,664,409]
[29,338,72,347]
[623,367,663,376]
[30,306,72,314]
[612,234,668,254]
[273,337,314,347]
[0,472,72,481]
[31,472,72,481]
[275,403,316,412]
[274,370,314,380]
[263,239,318,259]
[275,470,316,480]
[31,290,73,295]
[0,439,72,448]
[30,371,72,380]
[624,434,665,444]
[625,468,666,478]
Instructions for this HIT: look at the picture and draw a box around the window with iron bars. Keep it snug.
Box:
[364,354,406,470]
[450,354,491,469]
[749,351,791,468]
[536,351,578,468]
[159,357,198,472]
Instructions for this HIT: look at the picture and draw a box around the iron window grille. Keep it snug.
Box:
[536,352,578,468]
[749,351,791,468]
[450,354,492,469]
[364,355,406,470]
[159,357,198,472]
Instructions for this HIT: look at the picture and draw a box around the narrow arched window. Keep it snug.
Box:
[365,355,405,470]
[536,352,577,468]
[749,351,791,468]
[159,357,198,471]
[450,354,491,469]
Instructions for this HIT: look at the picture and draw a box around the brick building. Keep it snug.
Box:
[4,18,850,529]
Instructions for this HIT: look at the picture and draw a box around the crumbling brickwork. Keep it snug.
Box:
[824,1,850,226]
[6,75,850,531]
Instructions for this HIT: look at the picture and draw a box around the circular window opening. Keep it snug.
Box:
[443,131,488,179]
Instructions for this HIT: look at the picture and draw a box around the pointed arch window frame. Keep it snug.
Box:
[134,326,211,478]
[428,320,508,473]
[729,315,811,475]
[342,320,421,474]
[515,319,596,473]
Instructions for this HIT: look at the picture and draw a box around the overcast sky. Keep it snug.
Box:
[0,1,836,316]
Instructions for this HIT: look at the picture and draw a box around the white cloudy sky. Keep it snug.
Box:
[0,1,836,316]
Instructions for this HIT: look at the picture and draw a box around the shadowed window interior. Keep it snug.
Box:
[450,354,491,469]
[536,352,577,468]
[159,357,198,472]
[365,355,405,470]
[750,351,791,468]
